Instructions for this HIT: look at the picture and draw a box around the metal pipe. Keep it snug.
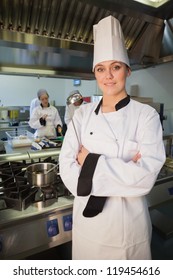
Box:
[0,148,60,163]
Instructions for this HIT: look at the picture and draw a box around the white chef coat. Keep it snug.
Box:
[30,98,40,117]
[59,98,166,260]
[29,105,62,138]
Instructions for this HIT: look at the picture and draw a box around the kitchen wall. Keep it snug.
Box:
[0,75,97,106]
[0,60,173,134]
[126,61,173,135]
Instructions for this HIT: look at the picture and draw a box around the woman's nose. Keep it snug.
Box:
[105,69,113,78]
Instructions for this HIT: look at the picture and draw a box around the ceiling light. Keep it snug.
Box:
[0,67,56,75]
[132,0,170,8]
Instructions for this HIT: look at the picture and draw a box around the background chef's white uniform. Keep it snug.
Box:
[29,105,62,138]
[59,15,166,260]
[30,98,40,117]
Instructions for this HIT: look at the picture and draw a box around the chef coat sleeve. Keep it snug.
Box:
[77,153,101,196]
[29,107,43,129]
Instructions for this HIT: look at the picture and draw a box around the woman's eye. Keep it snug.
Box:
[113,65,121,70]
[96,67,104,72]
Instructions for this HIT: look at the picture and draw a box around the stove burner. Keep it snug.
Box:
[0,158,66,211]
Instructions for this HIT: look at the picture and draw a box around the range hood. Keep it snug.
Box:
[0,0,173,79]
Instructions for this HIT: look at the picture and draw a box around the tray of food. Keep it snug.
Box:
[6,130,34,147]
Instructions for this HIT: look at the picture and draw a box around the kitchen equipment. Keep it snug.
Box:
[0,140,6,154]
[0,109,8,120]
[0,152,73,260]
[26,162,58,187]
[9,109,19,120]
[6,129,34,147]
[45,163,59,174]
[67,92,83,105]
[66,93,81,144]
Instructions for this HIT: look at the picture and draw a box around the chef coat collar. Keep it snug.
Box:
[94,95,130,115]
[40,103,50,108]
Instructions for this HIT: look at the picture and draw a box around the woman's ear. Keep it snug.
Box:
[126,67,131,77]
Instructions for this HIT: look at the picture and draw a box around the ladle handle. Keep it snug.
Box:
[45,163,59,174]
[71,119,80,144]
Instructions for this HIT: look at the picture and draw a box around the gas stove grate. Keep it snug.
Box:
[0,157,66,211]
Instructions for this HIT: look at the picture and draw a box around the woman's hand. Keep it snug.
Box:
[57,125,63,136]
[77,146,89,166]
[39,114,48,126]
[42,114,48,120]
[132,152,141,162]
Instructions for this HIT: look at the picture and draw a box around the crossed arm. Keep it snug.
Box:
[77,146,141,166]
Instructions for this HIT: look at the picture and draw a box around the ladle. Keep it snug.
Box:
[45,163,59,175]
[66,92,82,144]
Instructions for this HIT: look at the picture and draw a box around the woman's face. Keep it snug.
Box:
[94,60,131,98]
[39,93,49,107]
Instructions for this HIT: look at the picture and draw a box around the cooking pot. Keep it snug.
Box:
[26,162,58,187]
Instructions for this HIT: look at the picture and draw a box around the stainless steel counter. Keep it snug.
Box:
[0,196,74,228]
[0,196,74,260]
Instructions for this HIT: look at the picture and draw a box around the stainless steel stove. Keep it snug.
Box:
[147,165,173,259]
[0,149,73,260]
[147,165,173,208]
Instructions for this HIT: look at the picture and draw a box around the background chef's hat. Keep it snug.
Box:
[93,15,130,70]
[37,89,49,99]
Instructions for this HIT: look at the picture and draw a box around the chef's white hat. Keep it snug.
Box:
[93,15,130,70]
[37,89,49,98]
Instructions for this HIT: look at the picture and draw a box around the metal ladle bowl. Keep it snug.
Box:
[67,92,83,105]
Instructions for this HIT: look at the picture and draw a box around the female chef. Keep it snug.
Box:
[29,89,62,138]
[59,16,166,260]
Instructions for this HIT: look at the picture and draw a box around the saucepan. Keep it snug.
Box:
[26,162,59,187]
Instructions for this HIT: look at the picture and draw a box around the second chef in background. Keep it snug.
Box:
[29,89,62,138]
